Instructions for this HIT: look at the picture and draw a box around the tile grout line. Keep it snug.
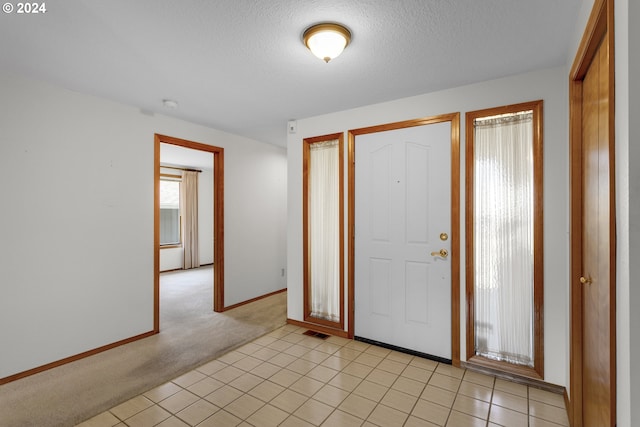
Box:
[400,367,434,427]
[528,381,531,427]
[487,375,496,427]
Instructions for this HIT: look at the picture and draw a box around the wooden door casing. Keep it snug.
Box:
[347,113,461,367]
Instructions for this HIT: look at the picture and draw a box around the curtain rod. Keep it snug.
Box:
[160,165,202,173]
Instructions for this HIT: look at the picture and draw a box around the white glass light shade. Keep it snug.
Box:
[303,23,351,63]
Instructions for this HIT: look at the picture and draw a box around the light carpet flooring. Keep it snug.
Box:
[78,324,569,427]
[0,267,287,427]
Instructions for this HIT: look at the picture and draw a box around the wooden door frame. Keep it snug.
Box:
[302,132,345,331]
[154,134,225,333]
[465,100,545,380]
[569,0,616,425]
[347,113,461,366]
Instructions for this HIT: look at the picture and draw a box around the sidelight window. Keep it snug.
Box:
[303,133,344,329]
[466,100,544,378]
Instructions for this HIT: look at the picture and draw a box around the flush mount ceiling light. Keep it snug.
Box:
[303,23,351,63]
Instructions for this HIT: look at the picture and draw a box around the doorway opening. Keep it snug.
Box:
[154,134,224,332]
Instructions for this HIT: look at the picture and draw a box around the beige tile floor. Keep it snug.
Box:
[77,325,569,427]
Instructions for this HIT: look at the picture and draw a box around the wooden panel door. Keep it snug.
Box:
[354,122,452,360]
[569,0,615,424]
[580,31,614,427]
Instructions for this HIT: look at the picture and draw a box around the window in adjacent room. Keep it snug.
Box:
[160,176,181,247]
[303,133,344,329]
[465,100,544,379]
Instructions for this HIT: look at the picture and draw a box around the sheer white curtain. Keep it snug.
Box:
[309,139,340,322]
[474,111,534,366]
[181,171,200,270]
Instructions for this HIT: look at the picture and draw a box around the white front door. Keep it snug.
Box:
[354,122,452,360]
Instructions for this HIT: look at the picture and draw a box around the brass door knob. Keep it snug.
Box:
[579,276,592,284]
[430,249,449,258]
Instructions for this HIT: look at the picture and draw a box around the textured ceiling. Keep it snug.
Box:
[0,0,581,147]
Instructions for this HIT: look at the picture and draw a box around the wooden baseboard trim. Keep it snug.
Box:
[564,389,572,426]
[0,330,157,385]
[286,318,350,338]
[461,360,565,395]
[222,288,287,311]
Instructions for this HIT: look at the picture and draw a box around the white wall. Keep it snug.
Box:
[613,0,639,425]
[198,168,215,265]
[159,167,215,271]
[287,66,569,387]
[0,71,287,379]
[625,2,640,423]
[160,247,183,271]
[626,2,640,419]
[224,137,289,304]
